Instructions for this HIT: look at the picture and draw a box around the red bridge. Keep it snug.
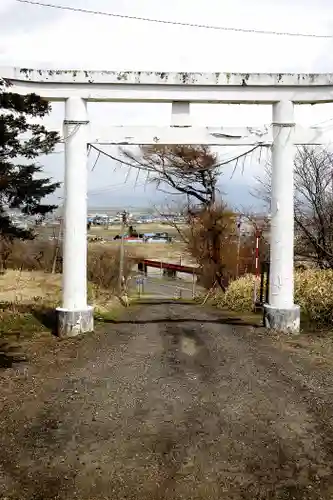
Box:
[138,259,201,276]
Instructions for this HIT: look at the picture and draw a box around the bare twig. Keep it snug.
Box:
[252,145,333,268]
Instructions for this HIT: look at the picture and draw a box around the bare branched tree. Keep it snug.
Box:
[252,145,333,268]
[121,145,220,208]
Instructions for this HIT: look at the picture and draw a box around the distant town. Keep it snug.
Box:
[86,212,186,226]
[7,206,269,244]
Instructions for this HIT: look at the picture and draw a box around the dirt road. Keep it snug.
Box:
[1,301,333,499]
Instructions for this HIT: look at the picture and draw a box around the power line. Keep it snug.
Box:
[16,0,333,39]
[88,183,136,196]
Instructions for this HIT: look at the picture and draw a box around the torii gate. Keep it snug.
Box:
[3,67,333,336]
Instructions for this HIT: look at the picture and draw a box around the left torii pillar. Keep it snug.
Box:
[56,97,94,337]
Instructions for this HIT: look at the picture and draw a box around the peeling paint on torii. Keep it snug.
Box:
[2,65,332,336]
[3,67,333,103]
[13,67,333,86]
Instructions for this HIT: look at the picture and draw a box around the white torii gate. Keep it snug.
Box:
[3,67,333,336]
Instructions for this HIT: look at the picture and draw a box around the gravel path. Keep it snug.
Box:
[1,301,333,499]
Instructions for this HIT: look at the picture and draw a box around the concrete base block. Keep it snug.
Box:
[263,303,300,334]
[56,306,94,337]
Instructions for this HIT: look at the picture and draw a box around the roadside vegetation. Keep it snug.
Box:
[213,145,333,329]
[0,239,135,339]
[212,270,333,325]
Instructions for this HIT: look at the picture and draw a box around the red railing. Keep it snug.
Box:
[140,259,200,275]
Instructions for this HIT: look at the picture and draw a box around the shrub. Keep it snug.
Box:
[87,245,132,291]
[215,274,261,312]
[3,239,58,272]
[185,204,239,290]
[215,269,333,324]
[294,269,333,323]
[185,205,269,290]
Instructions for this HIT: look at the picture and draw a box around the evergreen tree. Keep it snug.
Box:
[0,78,60,239]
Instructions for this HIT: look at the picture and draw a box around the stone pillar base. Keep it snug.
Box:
[56,306,94,337]
[263,304,300,334]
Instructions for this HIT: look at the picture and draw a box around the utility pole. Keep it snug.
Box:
[236,215,242,277]
[52,201,64,274]
[118,210,128,295]
[253,228,261,309]
[192,270,196,299]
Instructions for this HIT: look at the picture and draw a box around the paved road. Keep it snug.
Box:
[1,302,333,499]
[129,273,199,300]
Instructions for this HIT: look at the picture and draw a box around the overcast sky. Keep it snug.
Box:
[2,0,333,210]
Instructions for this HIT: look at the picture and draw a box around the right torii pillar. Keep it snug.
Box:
[264,100,300,334]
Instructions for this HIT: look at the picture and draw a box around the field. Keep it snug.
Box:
[37,223,185,241]
[90,223,195,265]
[88,222,185,240]
[35,222,192,265]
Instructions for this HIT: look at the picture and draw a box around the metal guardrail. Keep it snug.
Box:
[137,259,200,276]
[130,270,198,300]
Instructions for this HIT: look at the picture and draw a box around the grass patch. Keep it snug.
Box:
[0,306,48,339]
[0,270,61,304]
[0,299,128,340]
[0,297,129,362]
[94,307,124,324]
[0,270,127,340]
[216,308,263,327]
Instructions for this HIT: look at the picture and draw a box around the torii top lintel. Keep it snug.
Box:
[2,66,333,104]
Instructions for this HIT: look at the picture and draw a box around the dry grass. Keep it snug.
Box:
[2,239,137,291]
[0,269,117,309]
[0,239,138,339]
[214,269,333,326]
[0,270,61,339]
[0,269,123,340]
[0,270,61,305]
[96,240,194,266]
[130,241,193,264]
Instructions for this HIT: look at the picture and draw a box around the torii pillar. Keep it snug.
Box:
[56,97,94,336]
[264,100,300,333]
